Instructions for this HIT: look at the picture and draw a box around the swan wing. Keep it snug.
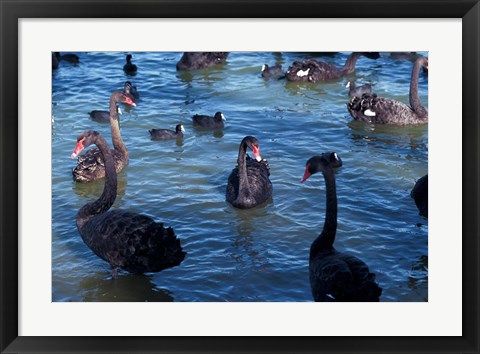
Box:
[80,210,185,273]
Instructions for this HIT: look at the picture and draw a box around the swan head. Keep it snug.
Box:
[261,64,267,72]
[71,130,99,158]
[301,152,343,183]
[126,54,133,62]
[243,136,262,162]
[346,81,351,88]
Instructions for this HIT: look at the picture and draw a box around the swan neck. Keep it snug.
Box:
[409,58,425,115]
[310,167,337,257]
[109,95,128,161]
[342,52,361,75]
[237,141,251,197]
[76,134,117,229]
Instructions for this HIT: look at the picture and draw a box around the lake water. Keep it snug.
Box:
[52,51,428,302]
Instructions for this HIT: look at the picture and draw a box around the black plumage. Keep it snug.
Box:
[192,112,225,129]
[411,174,428,218]
[226,136,272,209]
[176,52,229,71]
[149,124,185,140]
[73,91,135,182]
[71,130,186,278]
[261,64,283,79]
[347,56,428,125]
[285,52,378,83]
[301,153,382,302]
[123,54,137,75]
[346,81,372,98]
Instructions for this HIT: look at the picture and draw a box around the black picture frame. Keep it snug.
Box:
[1,1,478,353]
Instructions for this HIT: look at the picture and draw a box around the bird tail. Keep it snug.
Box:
[157,224,186,267]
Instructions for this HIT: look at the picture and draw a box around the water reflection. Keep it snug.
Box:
[193,127,224,139]
[72,172,128,200]
[407,254,428,301]
[227,206,272,271]
[348,119,428,153]
[80,273,174,302]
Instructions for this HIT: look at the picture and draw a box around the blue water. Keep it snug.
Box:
[52,52,428,302]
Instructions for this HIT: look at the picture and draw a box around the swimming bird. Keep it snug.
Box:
[71,130,186,278]
[301,153,382,302]
[285,52,379,83]
[411,174,428,218]
[123,54,137,75]
[89,106,122,123]
[123,81,139,101]
[54,52,80,64]
[176,52,229,70]
[346,81,372,98]
[261,64,283,79]
[347,56,428,125]
[149,124,185,140]
[72,91,136,182]
[192,112,225,129]
[226,136,272,209]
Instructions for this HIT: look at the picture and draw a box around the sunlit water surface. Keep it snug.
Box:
[52,52,428,302]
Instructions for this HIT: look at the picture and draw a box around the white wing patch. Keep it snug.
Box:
[297,68,310,77]
[364,109,376,117]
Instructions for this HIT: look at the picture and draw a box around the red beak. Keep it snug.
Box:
[251,145,261,161]
[300,166,311,183]
[125,97,136,106]
[71,138,85,158]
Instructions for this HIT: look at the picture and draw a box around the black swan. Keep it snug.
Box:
[226,136,272,209]
[149,124,185,140]
[301,153,382,302]
[71,130,186,278]
[285,52,379,83]
[54,52,80,64]
[347,55,428,125]
[261,64,283,79]
[89,106,121,123]
[72,91,136,182]
[192,112,225,129]
[346,81,372,98]
[176,52,229,71]
[123,54,137,75]
[123,81,139,101]
[411,174,428,218]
